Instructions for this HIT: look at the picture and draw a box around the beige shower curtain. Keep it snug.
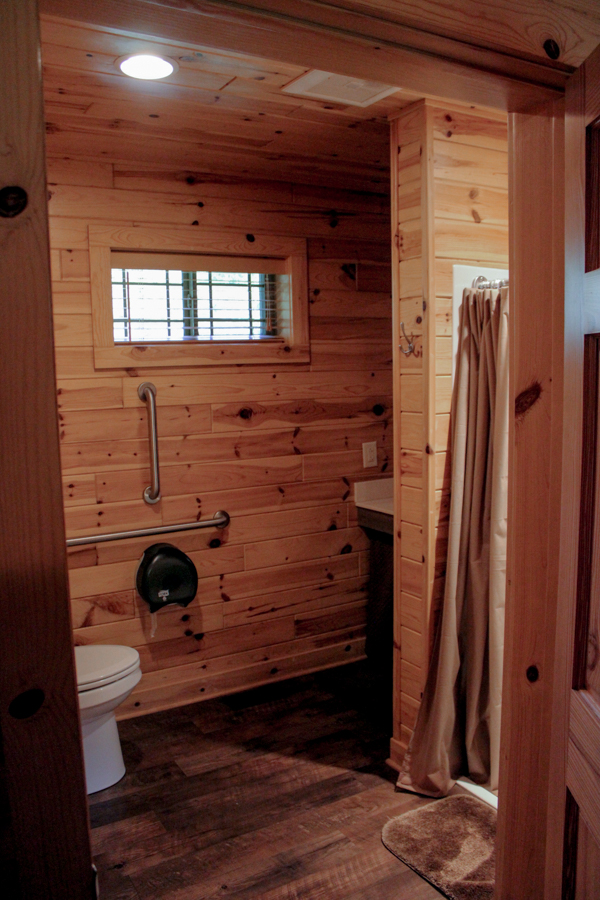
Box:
[398,286,509,797]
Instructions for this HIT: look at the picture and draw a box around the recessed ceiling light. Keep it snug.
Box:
[116,54,178,80]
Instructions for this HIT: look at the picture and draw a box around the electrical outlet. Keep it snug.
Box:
[362,441,377,468]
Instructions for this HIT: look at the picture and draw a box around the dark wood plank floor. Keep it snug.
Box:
[90,661,441,899]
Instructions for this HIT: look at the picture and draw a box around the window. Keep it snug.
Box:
[110,255,285,343]
[111,268,281,343]
[89,227,309,368]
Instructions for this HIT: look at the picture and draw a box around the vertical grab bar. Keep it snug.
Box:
[138,382,161,504]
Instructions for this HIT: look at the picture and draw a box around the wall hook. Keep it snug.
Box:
[399,322,415,357]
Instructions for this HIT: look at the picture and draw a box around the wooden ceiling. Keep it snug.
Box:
[40,0,600,114]
[42,0,590,190]
[41,17,416,193]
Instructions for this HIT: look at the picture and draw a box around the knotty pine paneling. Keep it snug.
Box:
[48,185,390,243]
[47,155,392,717]
[390,99,508,766]
[39,15,409,196]
[61,424,389,474]
[119,634,367,717]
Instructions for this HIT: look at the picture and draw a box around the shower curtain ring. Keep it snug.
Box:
[399,322,415,357]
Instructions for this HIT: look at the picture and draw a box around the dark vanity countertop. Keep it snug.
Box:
[356,505,394,536]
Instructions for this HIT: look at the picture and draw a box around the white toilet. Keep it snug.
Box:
[74,644,142,795]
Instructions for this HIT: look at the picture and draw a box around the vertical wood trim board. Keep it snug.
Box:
[390,116,404,769]
[495,100,565,900]
[0,2,93,897]
[422,103,438,668]
[391,99,509,761]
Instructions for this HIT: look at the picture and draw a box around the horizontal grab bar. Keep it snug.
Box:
[66,510,230,548]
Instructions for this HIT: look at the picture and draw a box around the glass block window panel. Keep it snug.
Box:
[110,253,287,344]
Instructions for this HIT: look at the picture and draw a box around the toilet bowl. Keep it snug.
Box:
[75,644,142,794]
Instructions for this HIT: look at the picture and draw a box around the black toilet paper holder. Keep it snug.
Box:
[136,543,198,614]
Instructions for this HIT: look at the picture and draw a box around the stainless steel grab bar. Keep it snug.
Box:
[66,510,230,547]
[138,382,160,504]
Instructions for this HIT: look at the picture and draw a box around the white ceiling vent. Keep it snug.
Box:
[281,70,400,107]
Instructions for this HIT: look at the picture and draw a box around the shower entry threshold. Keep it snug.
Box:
[456,777,498,810]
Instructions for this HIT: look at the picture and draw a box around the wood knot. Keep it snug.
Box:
[543,38,561,60]
[526,665,539,682]
[515,382,542,423]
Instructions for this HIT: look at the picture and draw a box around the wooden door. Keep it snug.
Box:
[555,41,600,899]
[0,1,94,896]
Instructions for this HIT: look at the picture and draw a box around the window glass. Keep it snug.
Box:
[110,267,285,343]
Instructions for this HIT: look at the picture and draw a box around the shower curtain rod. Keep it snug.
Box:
[472,275,509,290]
[65,510,230,547]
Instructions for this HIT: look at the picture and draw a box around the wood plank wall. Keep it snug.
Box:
[390,100,509,766]
[47,157,393,718]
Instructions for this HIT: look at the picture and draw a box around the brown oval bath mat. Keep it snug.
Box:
[381,795,496,900]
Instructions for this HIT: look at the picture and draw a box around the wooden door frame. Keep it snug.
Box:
[0,1,94,897]
[495,97,566,900]
[2,1,583,897]
[546,43,600,900]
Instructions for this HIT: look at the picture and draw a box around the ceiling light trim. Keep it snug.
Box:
[116,54,179,80]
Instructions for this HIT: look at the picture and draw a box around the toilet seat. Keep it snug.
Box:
[74,644,142,794]
[75,644,140,692]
